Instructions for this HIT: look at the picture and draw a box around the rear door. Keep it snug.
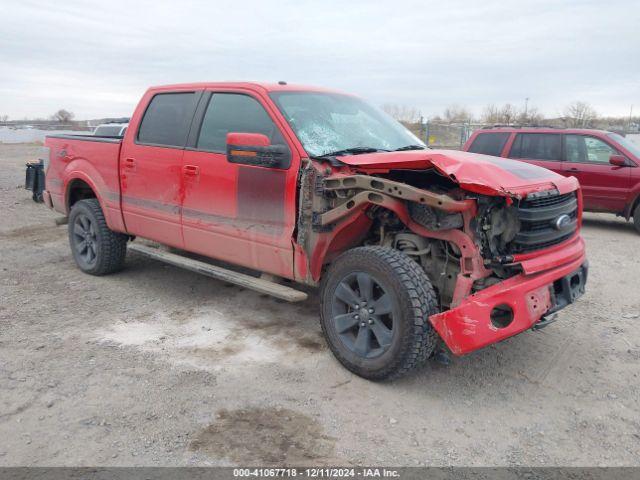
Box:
[119,90,200,247]
[563,134,631,212]
[507,133,565,175]
[180,90,299,277]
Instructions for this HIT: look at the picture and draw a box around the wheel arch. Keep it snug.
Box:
[625,191,640,220]
[311,210,373,282]
[66,177,99,213]
[62,172,125,233]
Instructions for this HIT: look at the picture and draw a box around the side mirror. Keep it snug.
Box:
[609,154,627,167]
[226,132,289,168]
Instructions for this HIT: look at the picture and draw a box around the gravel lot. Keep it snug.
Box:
[1,143,639,467]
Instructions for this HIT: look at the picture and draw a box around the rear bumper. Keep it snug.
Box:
[429,237,588,355]
[42,190,53,209]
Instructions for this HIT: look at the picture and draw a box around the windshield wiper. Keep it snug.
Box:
[318,147,389,157]
[394,144,427,151]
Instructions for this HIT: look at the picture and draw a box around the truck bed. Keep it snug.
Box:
[44,134,125,232]
[47,134,123,143]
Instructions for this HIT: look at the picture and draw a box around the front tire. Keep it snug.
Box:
[320,246,439,381]
[68,199,128,275]
[634,203,640,234]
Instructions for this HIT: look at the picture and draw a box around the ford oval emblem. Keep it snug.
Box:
[553,214,572,230]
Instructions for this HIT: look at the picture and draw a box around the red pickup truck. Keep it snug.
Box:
[463,127,640,232]
[42,82,588,380]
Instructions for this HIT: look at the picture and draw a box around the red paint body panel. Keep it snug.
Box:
[119,142,185,248]
[463,127,640,216]
[44,136,125,232]
[118,87,190,248]
[179,86,302,278]
[227,132,270,146]
[517,235,585,275]
[42,82,589,358]
[430,245,586,355]
[338,149,578,198]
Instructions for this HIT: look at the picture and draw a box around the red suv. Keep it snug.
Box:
[463,128,640,232]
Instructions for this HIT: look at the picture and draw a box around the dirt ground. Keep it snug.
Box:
[1,143,639,467]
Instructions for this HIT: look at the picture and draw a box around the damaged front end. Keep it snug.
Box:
[295,154,587,356]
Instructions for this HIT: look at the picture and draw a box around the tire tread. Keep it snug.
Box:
[320,246,439,381]
[68,199,128,275]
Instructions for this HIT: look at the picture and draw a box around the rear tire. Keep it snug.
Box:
[68,199,128,275]
[320,246,439,381]
[634,203,640,234]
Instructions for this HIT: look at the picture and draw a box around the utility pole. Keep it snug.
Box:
[629,105,634,133]
[524,97,529,122]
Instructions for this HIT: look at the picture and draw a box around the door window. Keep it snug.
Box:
[565,135,586,162]
[137,92,199,147]
[197,94,285,152]
[510,133,562,161]
[565,135,618,163]
[584,136,617,163]
[467,132,510,156]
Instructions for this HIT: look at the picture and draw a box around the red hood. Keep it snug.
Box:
[337,149,578,198]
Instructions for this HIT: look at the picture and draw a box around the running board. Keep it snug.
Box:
[128,243,308,303]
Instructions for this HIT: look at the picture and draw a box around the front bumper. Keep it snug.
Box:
[429,238,588,356]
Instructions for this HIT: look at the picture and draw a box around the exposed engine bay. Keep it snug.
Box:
[297,161,579,309]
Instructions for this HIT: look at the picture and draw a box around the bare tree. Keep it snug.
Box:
[51,109,75,123]
[442,104,472,123]
[481,103,517,124]
[0,114,8,123]
[563,101,598,127]
[499,103,518,124]
[482,102,544,125]
[517,106,543,125]
[481,104,500,124]
[382,104,421,123]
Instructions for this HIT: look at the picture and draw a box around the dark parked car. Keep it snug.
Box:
[463,127,640,232]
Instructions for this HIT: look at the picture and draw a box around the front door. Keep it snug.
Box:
[119,90,200,247]
[180,91,299,277]
[563,134,631,212]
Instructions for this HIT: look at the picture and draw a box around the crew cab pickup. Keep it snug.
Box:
[42,82,588,380]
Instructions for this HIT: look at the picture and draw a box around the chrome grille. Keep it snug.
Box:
[509,192,578,254]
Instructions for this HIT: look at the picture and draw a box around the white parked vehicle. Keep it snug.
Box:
[93,123,128,137]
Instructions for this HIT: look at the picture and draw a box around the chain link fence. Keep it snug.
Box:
[405,121,485,150]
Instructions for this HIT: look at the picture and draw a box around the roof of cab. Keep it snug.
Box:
[146,82,347,95]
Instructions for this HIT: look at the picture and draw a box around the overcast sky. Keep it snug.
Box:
[1,0,639,120]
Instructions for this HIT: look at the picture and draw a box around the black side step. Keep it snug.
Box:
[128,243,308,303]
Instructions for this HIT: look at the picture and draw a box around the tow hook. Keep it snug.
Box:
[532,313,558,331]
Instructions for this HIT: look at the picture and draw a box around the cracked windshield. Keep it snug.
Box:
[270,91,424,157]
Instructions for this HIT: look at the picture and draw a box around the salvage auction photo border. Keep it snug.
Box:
[2,0,640,478]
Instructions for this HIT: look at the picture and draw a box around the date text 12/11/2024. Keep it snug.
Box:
[233,468,400,478]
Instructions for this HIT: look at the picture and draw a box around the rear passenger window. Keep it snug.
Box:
[197,93,284,152]
[137,92,198,147]
[467,133,510,156]
[510,133,562,161]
